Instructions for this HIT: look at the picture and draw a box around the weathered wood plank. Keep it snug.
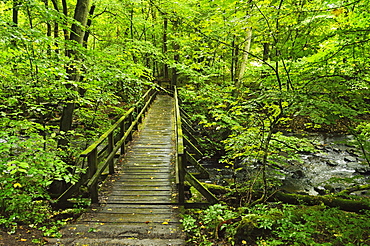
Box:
[185,171,219,204]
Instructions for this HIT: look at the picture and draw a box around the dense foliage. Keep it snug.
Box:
[182,203,370,245]
[0,0,369,244]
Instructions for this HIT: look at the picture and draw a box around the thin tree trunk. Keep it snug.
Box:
[11,0,19,49]
[43,0,52,55]
[171,20,179,88]
[233,28,252,97]
[50,0,59,39]
[163,17,169,79]
[231,36,237,83]
[62,0,69,43]
[235,27,253,91]
[83,5,95,48]
[12,0,19,27]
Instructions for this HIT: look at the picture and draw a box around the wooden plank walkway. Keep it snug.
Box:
[48,95,185,246]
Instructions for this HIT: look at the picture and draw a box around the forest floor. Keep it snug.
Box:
[0,226,46,246]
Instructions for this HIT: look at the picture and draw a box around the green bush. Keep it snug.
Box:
[0,118,78,228]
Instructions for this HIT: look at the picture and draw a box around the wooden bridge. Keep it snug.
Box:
[48,87,218,245]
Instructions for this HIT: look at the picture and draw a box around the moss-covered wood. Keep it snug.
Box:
[185,171,219,204]
[185,152,209,179]
[336,184,370,196]
[273,192,370,213]
[184,135,203,159]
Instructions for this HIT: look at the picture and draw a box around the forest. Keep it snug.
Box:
[0,0,369,245]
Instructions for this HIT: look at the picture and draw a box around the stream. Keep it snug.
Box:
[281,134,370,195]
[199,134,370,196]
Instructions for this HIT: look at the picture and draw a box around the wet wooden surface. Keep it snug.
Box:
[48,95,185,246]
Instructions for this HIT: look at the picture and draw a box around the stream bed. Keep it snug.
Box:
[199,134,370,196]
[281,134,370,195]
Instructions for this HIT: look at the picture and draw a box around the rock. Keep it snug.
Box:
[346,149,359,157]
[235,214,274,244]
[344,156,357,162]
[314,186,327,195]
[331,147,341,153]
[355,166,370,175]
[324,184,335,193]
[291,170,304,178]
[326,160,338,166]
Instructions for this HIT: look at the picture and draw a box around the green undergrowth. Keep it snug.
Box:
[181,203,370,246]
[0,117,89,238]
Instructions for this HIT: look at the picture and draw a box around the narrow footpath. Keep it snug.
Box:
[49,94,185,246]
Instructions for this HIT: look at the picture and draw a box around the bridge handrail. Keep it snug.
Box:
[57,86,158,204]
[80,88,154,157]
[173,86,218,205]
[174,87,185,203]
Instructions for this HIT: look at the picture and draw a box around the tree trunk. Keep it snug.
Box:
[274,191,370,213]
[58,0,91,149]
[201,182,370,213]
[171,20,179,88]
[11,0,19,48]
[234,27,253,94]
[43,0,52,37]
[70,0,91,45]
[163,17,169,80]
[50,0,59,39]
[12,0,19,27]
[231,36,238,83]
[83,5,95,48]
[62,0,69,42]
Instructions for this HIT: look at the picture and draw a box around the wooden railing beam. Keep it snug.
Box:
[184,135,203,160]
[185,171,218,204]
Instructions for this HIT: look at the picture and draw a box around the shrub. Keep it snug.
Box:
[0,118,77,228]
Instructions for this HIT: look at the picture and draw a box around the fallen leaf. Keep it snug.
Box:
[162,222,169,225]
[20,239,27,242]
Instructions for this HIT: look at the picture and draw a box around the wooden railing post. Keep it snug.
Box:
[178,153,185,204]
[137,105,142,124]
[120,120,126,155]
[108,132,114,174]
[129,112,134,140]
[88,148,99,204]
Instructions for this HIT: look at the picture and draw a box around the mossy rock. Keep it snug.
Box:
[234,214,267,243]
[235,211,284,243]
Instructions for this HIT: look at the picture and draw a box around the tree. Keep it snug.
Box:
[176,0,370,203]
[58,0,91,148]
